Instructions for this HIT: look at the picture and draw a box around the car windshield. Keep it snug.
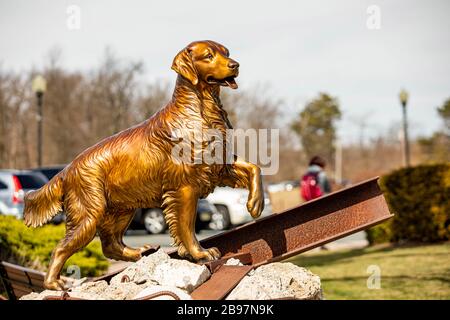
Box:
[39,168,62,180]
[15,174,47,189]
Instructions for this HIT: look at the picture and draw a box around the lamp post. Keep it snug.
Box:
[399,89,410,167]
[32,75,47,167]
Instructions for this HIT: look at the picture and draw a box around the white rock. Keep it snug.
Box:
[226,262,322,300]
[110,249,170,286]
[71,280,109,294]
[69,280,111,299]
[20,290,60,300]
[224,258,243,266]
[69,277,89,288]
[104,282,145,300]
[62,291,107,300]
[133,285,192,300]
[20,288,106,300]
[153,259,210,293]
[109,249,210,293]
[20,292,41,300]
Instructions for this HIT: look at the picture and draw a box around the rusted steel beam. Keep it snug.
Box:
[97,177,392,287]
[202,252,253,273]
[184,177,392,267]
[93,246,160,283]
[191,265,253,300]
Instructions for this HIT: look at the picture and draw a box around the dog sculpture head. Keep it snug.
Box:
[172,40,239,89]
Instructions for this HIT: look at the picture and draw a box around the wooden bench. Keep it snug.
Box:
[0,260,136,300]
[0,261,46,300]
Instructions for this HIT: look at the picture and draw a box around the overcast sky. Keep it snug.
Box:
[1,0,449,143]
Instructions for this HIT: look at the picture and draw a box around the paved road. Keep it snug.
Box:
[123,229,367,251]
[123,229,221,249]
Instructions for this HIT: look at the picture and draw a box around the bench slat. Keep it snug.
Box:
[3,264,45,277]
[3,277,43,289]
[4,267,45,281]
[4,273,44,288]
[11,283,34,297]
[1,261,47,299]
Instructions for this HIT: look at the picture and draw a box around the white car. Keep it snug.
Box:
[206,187,272,230]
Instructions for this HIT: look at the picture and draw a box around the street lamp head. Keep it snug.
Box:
[32,75,47,95]
[399,89,408,107]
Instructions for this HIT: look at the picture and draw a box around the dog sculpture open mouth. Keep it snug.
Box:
[206,75,238,89]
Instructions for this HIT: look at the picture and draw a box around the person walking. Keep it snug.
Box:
[300,156,331,202]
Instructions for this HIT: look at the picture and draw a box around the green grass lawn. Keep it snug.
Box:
[288,242,450,300]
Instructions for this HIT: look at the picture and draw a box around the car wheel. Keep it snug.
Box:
[143,208,166,234]
[50,212,66,225]
[210,205,231,231]
[195,220,202,234]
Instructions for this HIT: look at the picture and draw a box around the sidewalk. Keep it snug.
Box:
[312,231,368,252]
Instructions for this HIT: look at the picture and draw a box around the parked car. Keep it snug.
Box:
[0,199,16,216]
[206,187,272,230]
[32,165,66,180]
[0,170,50,220]
[130,199,218,234]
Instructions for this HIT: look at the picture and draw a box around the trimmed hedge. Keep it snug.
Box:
[0,215,109,277]
[367,163,450,244]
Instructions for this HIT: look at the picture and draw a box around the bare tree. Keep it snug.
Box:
[0,70,33,168]
[136,81,171,121]
[88,48,143,137]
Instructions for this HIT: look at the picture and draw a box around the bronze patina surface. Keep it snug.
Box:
[23,40,264,290]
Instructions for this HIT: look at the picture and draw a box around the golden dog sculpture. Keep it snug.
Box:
[24,40,264,290]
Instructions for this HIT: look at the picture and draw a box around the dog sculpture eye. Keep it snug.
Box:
[206,53,213,60]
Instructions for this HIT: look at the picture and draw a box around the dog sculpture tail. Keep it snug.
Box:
[24,174,64,228]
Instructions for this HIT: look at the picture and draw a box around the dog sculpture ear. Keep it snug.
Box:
[171,48,198,86]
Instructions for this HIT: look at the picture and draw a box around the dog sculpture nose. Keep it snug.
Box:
[228,60,239,70]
